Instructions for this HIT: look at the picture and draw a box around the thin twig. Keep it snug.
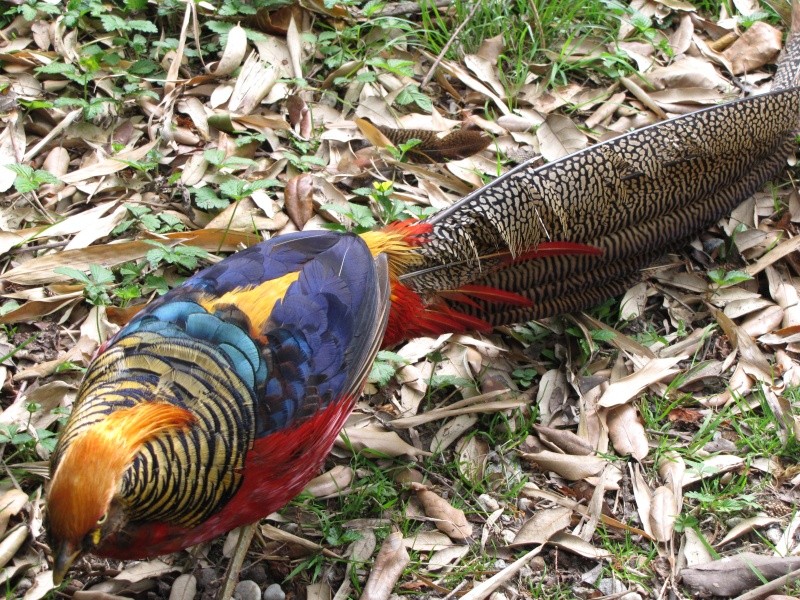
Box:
[23,108,82,163]
[216,524,257,600]
[420,1,481,90]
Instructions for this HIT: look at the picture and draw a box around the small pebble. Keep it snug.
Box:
[621,594,643,600]
[198,567,217,588]
[263,583,285,600]
[170,574,197,600]
[597,578,626,595]
[478,494,500,512]
[241,564,268,586]
[234,580,261,600]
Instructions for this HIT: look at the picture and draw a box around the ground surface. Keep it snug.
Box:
[1,0,800,599]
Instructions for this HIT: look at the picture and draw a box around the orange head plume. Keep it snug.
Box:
[47,402,194,582]
[359,219,432,279]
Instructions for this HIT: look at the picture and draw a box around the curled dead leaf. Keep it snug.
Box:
[411,483,473,541]
[650,486,677,543]
[360,531,410,600]
[511,506,572,547]
[284,173,315,229]
[304,465,353,497]
[521,449,609,480]
[606,403,649,461]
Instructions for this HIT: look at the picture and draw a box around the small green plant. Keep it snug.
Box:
[143,241,209,271]
[112,204,186,235]
[190,151,281,210]
[5,164,60,194]
[55,265,116,306]
[512,367,538,389]
[368,350,408,386]
[386,138,424,163]
[708,268,754,288]
[394,84,433,112]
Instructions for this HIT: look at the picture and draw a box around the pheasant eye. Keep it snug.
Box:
[96,513,107,525]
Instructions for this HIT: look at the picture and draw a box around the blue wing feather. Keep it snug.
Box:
[109,231,388,439]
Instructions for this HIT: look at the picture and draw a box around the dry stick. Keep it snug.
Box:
[441,580,469,599]
[22,109,82,163]
[459,545,544,600]
[420,1,481,90]
[733,566,800,600]
[366,0,450,18]
[216,523,257,600]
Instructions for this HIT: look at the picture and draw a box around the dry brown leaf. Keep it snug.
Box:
[60,139,158,184]
[304,465,353,498]
[598,356,684,407]
[212,23,247,76]
[73,592,132,600]
[284,173,315,229]
[740,305,784,338]
[631,463,654,539]
[714,309,773,381]
[536,114,588,162]
[0,525,28,570]
[521,449,609,480]
[455,435,489,485]
[548,531,612,559]
[683,455,745,487]
[1,229,261,286]
[168,574,197,600]
[0,490,29,539]
[412,483,473,541]
[716,515,780,547]
[228,51,279,114]
[402,531,455,552]
[658,451,685,512]
[606,403,649,460]
[680,528,714,568]
[426,544,470,573]
[306,583,332,600]
[650,486,677,543]
[359,531,410,600]
[338,425,429,458]
[434,57,511,115]
[22,571,54,600]
[534,425,594,455]
[723,21,783,74]
[260,523,340,558]
[510,506,572,547]
[459,547,544,600]
[0,123,23,193]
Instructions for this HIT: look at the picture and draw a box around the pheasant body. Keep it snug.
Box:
[47,232,389,572]
[47,4,800,582]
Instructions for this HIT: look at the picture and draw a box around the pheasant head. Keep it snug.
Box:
[46,402,194,584]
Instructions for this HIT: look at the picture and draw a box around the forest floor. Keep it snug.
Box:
[1,0,800,598]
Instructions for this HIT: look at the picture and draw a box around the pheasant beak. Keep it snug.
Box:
[52,541,80,586]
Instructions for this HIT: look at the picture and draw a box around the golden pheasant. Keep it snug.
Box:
[46,3,800,584]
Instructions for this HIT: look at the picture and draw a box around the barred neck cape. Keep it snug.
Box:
[400,10,800,324]
[47,232,390,568]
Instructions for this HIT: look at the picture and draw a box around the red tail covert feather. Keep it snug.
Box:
[501,241,603,264]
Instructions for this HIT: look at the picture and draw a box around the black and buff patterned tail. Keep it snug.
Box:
[402,0,800,325]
